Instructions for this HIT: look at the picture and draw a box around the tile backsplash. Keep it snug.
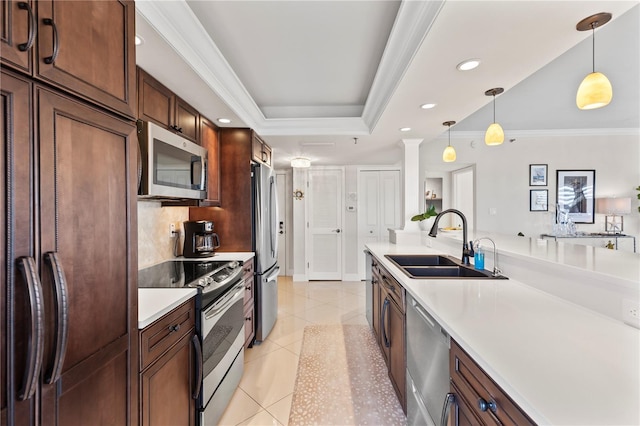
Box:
[137,201,189,269]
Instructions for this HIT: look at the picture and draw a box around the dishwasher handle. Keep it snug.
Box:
[440,393,456,426]
[411,297,450,345]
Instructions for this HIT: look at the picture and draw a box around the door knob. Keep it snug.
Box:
[335,229,341,233]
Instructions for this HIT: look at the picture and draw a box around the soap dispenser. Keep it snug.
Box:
[474,243,485,270]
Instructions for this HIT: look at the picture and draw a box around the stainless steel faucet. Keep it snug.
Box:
[428,209,474,265]
[473,237,502,277]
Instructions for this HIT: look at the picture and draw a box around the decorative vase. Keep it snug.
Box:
[419,217,435,231]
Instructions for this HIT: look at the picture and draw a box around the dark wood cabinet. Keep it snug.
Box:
[199,116,221,206]
[251,132,272,166]
[370,256,406,412]
[450,339,536,426]
[242,258,256,347]
[137,67,200,143]
[139,299,198,426]
[0,0,35,74]
[1,0,136,119]
[2,67,138,426]
[189,128,256,252]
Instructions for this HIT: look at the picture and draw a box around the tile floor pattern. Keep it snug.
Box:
[218,276,369,426]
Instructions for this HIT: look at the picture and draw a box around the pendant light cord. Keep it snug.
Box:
[447,123,451,146]
[492,94,496,124]
[591,24,596,72]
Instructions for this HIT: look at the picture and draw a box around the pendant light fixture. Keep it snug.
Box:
[576,12,613,110]
[442,121,456,162]
[484,87,504,146]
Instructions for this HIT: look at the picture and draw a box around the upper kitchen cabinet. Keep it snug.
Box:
[137,67,200,144]
[0,0,137,119]
[0,0,35,74]
[251,132,272,167]
[199,116,221,206]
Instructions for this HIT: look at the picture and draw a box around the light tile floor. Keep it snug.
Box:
[218,276,368,426]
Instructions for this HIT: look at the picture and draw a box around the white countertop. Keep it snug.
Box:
[138,252,254,329]
[367,241,640,426]
[138,288,197,329]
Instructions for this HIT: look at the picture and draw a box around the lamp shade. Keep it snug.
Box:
[596,197,631,214]
[484,122,504,146]
[442,145,456,162]
[576,72,613,110]
[290,157,311,168]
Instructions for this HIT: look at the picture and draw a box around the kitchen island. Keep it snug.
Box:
[367,237,639,425]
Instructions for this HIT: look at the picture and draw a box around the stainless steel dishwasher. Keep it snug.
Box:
[406,293,453,426]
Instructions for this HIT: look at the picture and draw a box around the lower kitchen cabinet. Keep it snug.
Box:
[139,299,199,426]
[242,258,255,347]
[371,256,406,412]
[449,339,535,426]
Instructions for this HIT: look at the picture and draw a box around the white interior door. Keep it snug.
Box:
[357,169,401,279]
[307,169,343,280]
[276,173,287,275]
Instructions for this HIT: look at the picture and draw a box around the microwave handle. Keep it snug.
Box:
[190,155,206,190]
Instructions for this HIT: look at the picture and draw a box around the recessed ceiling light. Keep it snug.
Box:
[135,35,144,46]
[217,118,231,124]
[399,127,411,132]
[456,59,481,71]
[420,103,437,109]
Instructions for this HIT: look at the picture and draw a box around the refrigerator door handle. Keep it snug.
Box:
[265,266,280,283]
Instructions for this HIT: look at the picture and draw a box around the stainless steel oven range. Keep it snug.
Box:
[138,259,246,425]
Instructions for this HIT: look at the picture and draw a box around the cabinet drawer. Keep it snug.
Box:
[140,299,196,370]
[242,258,254,280]
[243,275,254,306]
[243,304,255,347]
[450,340,535,426]
[378,266,404,311]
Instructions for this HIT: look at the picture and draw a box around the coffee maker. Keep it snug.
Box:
[183,220,220,258]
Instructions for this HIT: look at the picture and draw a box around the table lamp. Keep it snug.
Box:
[596,197,631,233]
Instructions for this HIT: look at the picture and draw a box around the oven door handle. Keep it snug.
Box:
[204,282,244,320]
[191,335,203,399]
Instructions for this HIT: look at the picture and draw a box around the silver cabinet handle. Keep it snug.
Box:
[16,257,45,401]
[43,252,69,384]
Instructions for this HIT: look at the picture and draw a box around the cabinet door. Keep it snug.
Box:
[174,97,199,143]
[371,269,381,345]
[0,0,35,74]
[36,86,137,426]
[137,67,174,129]
[34,0,136,119]
[388,297,406,411]
[1,70,39,426]
[199,117,221,206]
[141,331,197,426]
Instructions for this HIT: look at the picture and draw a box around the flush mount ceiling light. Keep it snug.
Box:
[456,59,481,71]
[290,157,311,168]
[420,103,437,109]
[442,121,456,163]
[399,127,411,132]
[484,87,505,146]
[576,12,613,110]
[217,118,231,124]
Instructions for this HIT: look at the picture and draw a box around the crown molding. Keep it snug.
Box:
[136,0,444,136]
[450,128,640,140]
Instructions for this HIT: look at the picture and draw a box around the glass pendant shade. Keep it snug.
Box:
[576,72,613,110]
[442,145,456,162]
[484,122,504,146]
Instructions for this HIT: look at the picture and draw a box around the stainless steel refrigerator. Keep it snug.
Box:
[252,163,280,342]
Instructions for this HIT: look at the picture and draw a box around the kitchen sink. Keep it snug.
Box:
[385,254,458,267]
[384,254,507,280]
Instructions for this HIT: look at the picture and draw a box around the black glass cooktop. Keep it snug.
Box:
[138,260,232,289]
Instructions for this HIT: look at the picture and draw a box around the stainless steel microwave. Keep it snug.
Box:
[137,121,207,200]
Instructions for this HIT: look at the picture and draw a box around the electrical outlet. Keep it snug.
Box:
[622,298,640,328]
[169,223,175,237]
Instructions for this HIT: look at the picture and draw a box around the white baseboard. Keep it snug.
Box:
[342,273,362,282]
[292,273,308,282]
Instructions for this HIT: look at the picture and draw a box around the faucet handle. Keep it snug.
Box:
[468,240,475,256]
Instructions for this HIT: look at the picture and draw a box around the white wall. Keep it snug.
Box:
[419,133,640,243]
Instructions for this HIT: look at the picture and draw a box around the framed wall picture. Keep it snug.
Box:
[529,164,548,186]
[556,170,596,223]
[530,189,548,211]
